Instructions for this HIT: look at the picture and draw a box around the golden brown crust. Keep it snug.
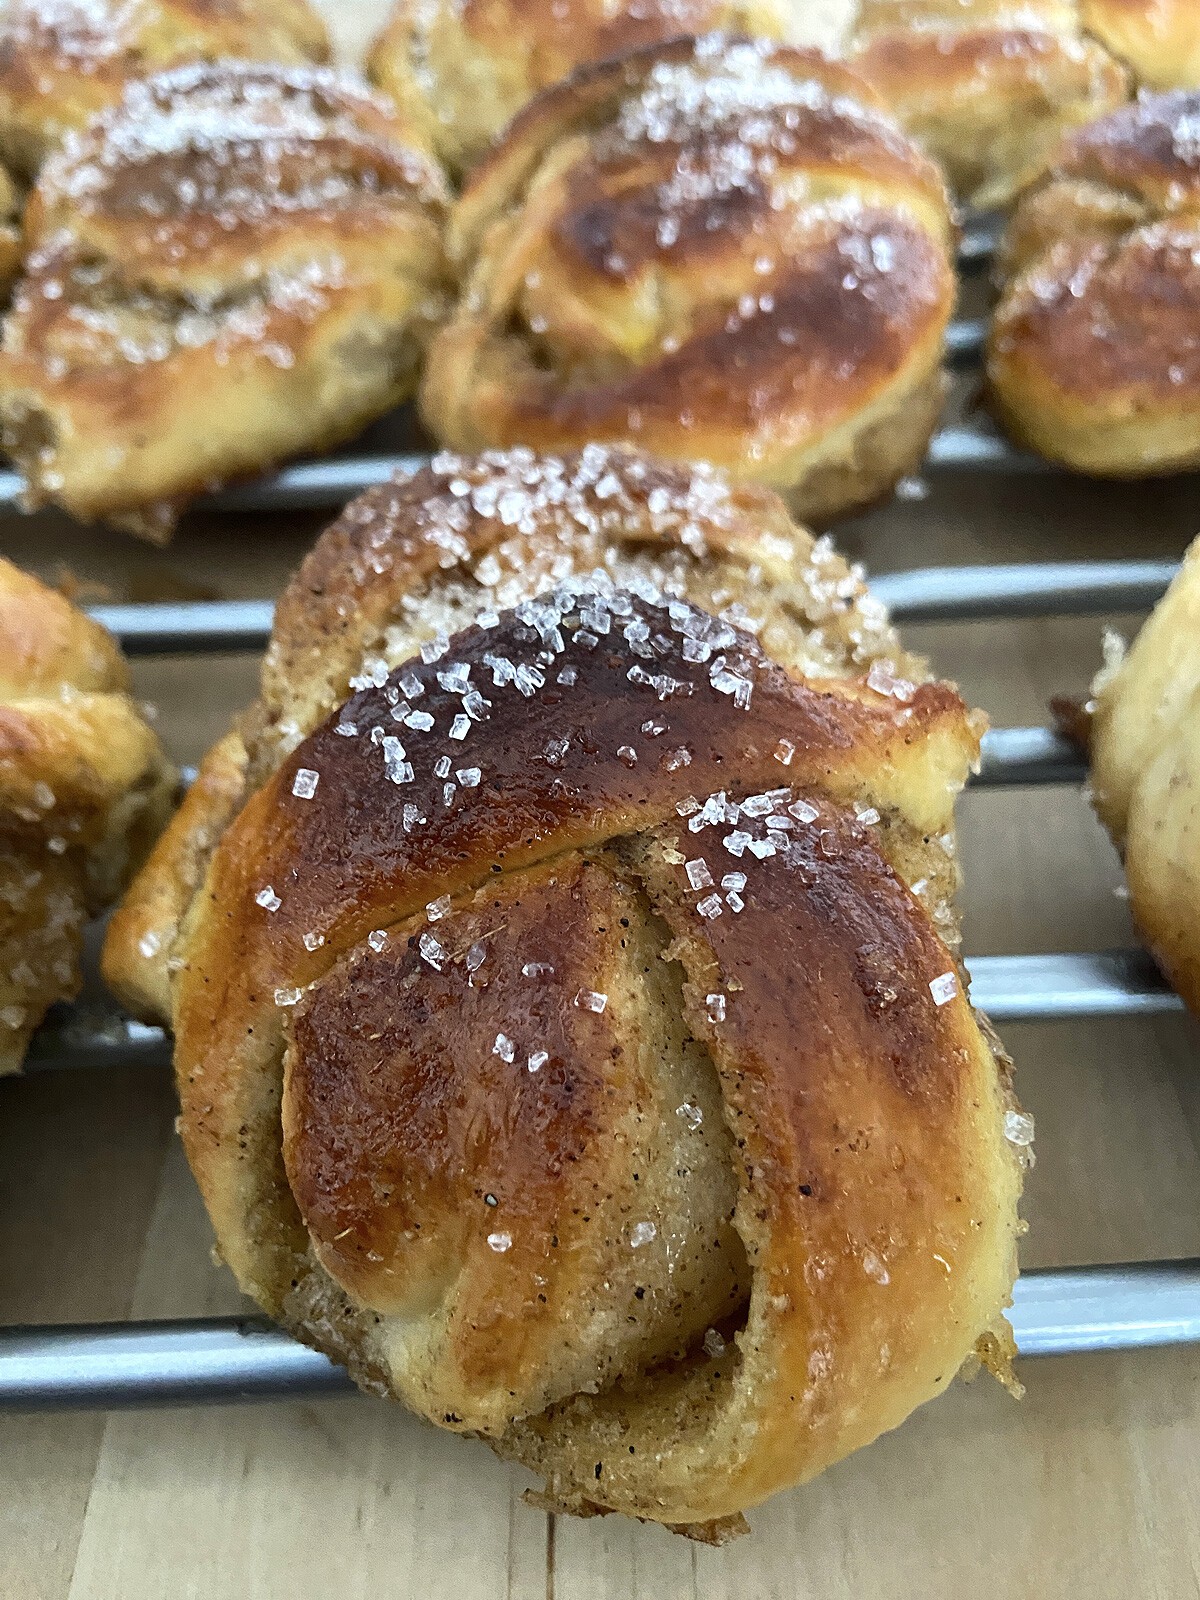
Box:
[502,805,1018,1522]
[0,556,176,1073]
[366,0,844,178]
[849,0,1130,211]
[1083,0,1200,92]
[0,61,450,539]
[0,164,22,299]
[105,445,1022,1533]
[989,90,1200,475]
[0,0,331,181]
[419,37,954,525]
[1089,538,1200,1013]
[101,729,247,1022]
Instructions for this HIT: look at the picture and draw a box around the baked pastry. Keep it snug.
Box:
[419,37,956,527]
[104,445,1025,1536]
[0,0,331,181]
[0,557,175,1074]
[988,91,1200,476]
[1088,537,1200,1013]
[0,163,21,298]
[0,61,450,540]
[1082,1,1200,93]
[849,1,1129,211]
[365,0,843,179]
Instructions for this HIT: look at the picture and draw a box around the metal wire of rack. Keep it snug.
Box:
[4,228,1200,1408]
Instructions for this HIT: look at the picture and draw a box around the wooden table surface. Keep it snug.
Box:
[5,3,1200,1591]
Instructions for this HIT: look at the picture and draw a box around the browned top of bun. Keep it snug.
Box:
[103,447,1019,1532]
[849,0,1129,209]
[24,61,445,289]
[367,0,822,175]
[0,0,331,178]
[991,92,1200,416]
[0,61,449,534]
[421,38,952,517]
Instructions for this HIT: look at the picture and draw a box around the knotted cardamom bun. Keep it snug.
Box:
[419,37,955,527]
[104,446,1023,1537]
[1088,538,1200,1014]
[1081,1,1200,94]
[0,0,331,181]
[0,557,175,1073]
[848,1,1129,211]
[365,0,845,179]
[0,61,450,540]
[988,91,1200,475]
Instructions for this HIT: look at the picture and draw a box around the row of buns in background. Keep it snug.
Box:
[0,1,1193,538]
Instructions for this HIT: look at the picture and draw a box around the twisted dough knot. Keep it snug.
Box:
[105,446,1022,1535]
[421,36,955,525]
[848,0,1130,211]
[0,0,331,179]
[1089,537,1200,1014]
[0,556,175,1072]
[366,0,835,179]
[0,60,450,538]
[988,90,1200,475]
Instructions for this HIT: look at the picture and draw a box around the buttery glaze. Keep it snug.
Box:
[420,37,955,525]
[0,556,175,1073]
[0,60,449,538]
[104,446,1023,1537]
[989,91,1200,475]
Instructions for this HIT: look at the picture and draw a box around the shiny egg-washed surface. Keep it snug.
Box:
[365,0,847,178]
[0,0,332,180]
[0,60,450,539]
[420,37,955,526]
[0,556,175,1074]
[104,446,1023,1535]
[989,90,1200,475]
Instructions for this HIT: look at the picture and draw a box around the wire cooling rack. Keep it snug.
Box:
[5,229,1200,1406]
